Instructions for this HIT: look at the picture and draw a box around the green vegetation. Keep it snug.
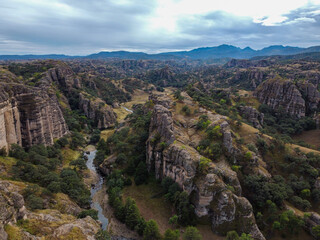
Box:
[10,140,90,208]
[182,226,202,240]
[258,104,316,140]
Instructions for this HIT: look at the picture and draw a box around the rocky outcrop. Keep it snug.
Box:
[226,59,272,68]
[239,106,264,128]
[0,180,27,240]
[254,78,307,118]
[41,63,82,90]
[146,94,265,240]
[0,180,101,240]
[296,82,320,114]
[0,83,68,149]
[79,93,117,129]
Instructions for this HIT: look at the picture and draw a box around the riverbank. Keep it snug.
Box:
[94,184,141,239]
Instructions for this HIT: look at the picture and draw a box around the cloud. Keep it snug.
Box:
[0,0,319,54]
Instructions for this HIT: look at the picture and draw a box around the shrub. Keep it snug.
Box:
[9,144,28,160]
[312,225,320,239]
[206,125,222,140]
[168,215,178,227]
[198,157,211,174]
[164,229,180,240]
[181,105,191,116]
[291,196,311,211]
[95,230,111,240]
[300,189,311,199]
[182,226,202,240]
[25,194,43,210]
[134,162,148,185]
[124,198,141,230]
[244,151,253,161]
[226,231,239,240]
[0,147,7,156]
[78,209,98,220]
[143,220,162,240]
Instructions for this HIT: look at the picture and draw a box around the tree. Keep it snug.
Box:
[182,226,202,240]
[9,144,28,160]
[312,225,320,239]
[239,233,253,240]
[25,194,43,210]
[163,229,180,240]
[226,231,239,240]
[78,209,98,220]
[95,230,111,240]
[169,215,178,227]
[175,192,196,226]
[143,220,162,240]
[134,162,149,185]
[124,197,141,230]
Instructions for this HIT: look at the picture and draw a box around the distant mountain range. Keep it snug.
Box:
[1,44,320,61]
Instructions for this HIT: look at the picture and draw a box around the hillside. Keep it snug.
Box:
[1,57,320,240]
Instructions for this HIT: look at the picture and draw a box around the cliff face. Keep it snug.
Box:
[0,83,68,149]
[146,93,265,240]
[254,78,320,118]
[44,63,117,129]
[79,93,117,129]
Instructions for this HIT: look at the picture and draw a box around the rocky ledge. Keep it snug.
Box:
[146,93,265,240]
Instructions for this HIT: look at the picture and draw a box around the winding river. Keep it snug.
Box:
[85,149,109,230]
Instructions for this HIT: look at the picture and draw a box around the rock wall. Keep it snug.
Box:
[253,78,320,118]
[0,83,68,149]
[79,93,117,129]
[44,63,117,129]
[146,94,265,240]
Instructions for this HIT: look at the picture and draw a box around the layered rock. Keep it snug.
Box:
[238,106,264,128]
[43,63,117,129]
[79,93,117,129]
[146,94,265,240]
[254,78,307,118]
[0,83,68,149]
[296,82,320,114]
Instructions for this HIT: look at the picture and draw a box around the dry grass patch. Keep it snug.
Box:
[293,129,320,149]
[114,107,129,122]
[123,89,149,109]
[61,148,80,168]
[5,224,24,240]
[122,177,173,234]
[0,156,17,178]
[100,129,115,141]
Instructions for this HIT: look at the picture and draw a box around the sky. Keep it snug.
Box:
[0,0,320,55]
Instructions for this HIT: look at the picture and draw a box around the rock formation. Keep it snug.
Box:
[146,93,265,240]
[238,106,264,128]
[0,83,68,149]
[0,180,100,240]
[0,181,26,240]
[253,78,318,118]
[79,93,117,129]
[43,63,117,129]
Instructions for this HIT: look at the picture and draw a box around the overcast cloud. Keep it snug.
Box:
[0,0,320,55]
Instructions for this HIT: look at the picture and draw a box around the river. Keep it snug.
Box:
[121,106,133,113]
[85,149,109,230]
